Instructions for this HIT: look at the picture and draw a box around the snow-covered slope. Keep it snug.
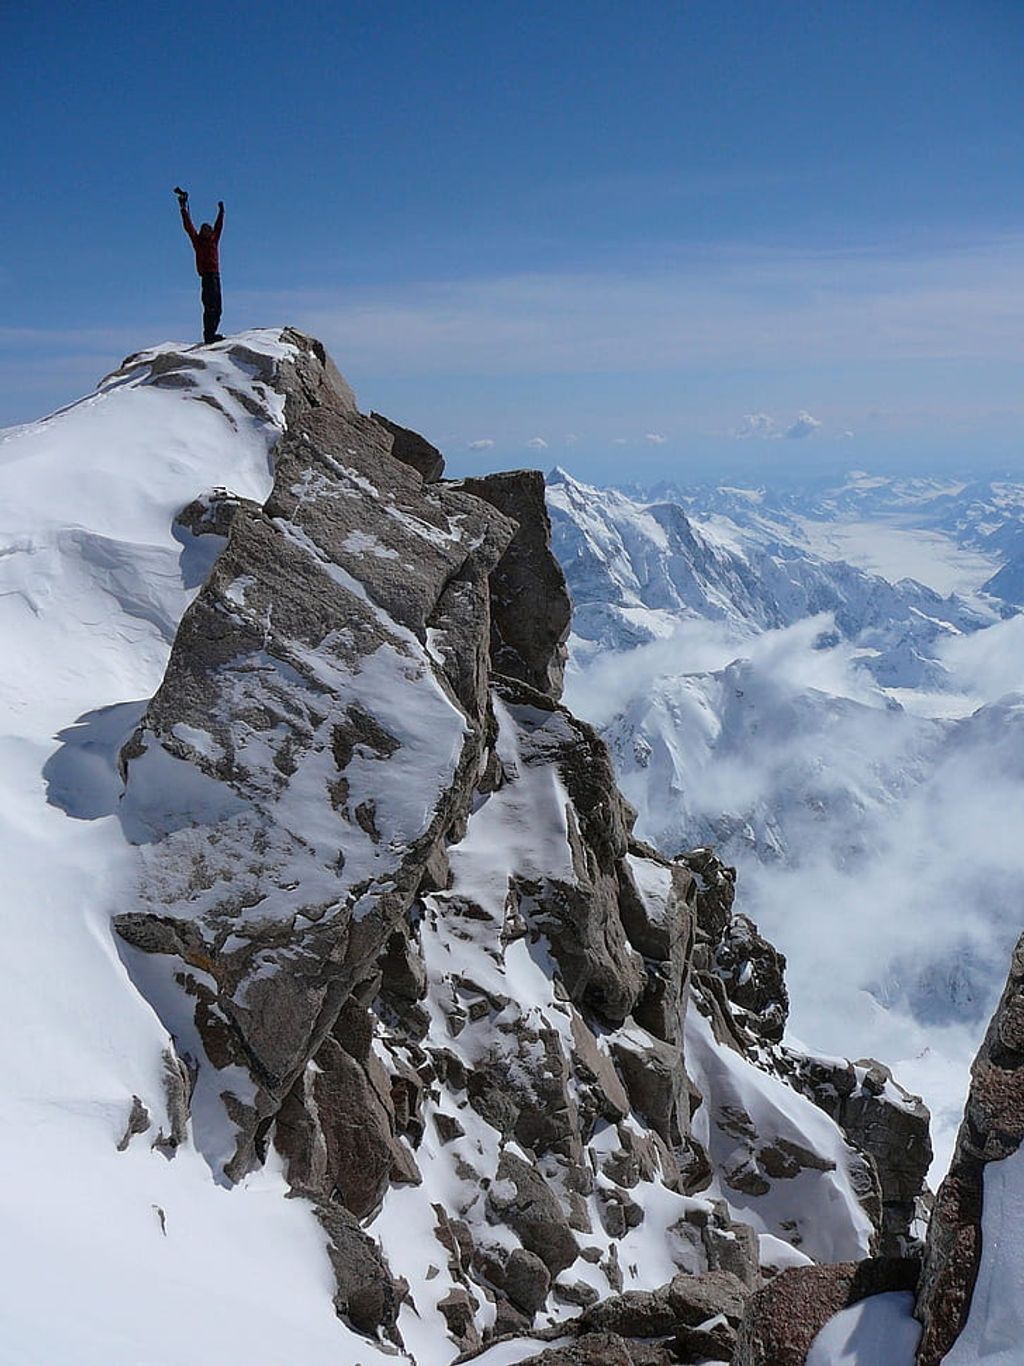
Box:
[0,333,385,1364]
[654,469,1024,567]
[3,333,934,1365]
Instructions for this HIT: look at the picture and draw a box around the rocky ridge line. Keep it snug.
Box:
[109,332,934,1362]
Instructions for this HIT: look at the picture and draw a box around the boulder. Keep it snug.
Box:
[516,1333,641,1366]
[504,1247,552,1314]
[609,1028,689,1149]
[488,1150,581,1275]
[579,1268,749,1351]
[174,489,261,541]
[437,1286,480,1352]
[315,1203,404,1342]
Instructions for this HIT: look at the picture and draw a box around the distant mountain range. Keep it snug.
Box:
[548,467,1024,1170]
[630,470,1024,604]
[548,467,1007,690]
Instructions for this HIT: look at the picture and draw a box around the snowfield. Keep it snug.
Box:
[0,332,399,1365]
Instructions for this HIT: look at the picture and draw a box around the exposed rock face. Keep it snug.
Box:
[915,932,1024,1364]
[107,332,934,1357]
[371,412,445,483]
[733,1257,920,1365]
[784,1052,932,1257]
[490,680,646,1027]
[682,846,788,1045]
[460,471,572,701]
[115,333,515,1188]
[276,999,422,1219]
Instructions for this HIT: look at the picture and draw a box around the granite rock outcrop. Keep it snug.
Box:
[107,332,936,1358]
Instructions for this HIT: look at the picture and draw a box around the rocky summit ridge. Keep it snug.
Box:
[18,329,1022,1363]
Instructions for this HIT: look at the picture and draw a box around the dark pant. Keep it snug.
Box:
[200,273,222,343]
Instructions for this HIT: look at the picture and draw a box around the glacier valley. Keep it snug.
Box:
[550,468,1024,1179]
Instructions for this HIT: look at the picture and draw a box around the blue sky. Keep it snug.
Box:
[3,0,1023,483]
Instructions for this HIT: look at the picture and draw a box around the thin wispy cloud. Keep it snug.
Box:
[467,438,495,450]
[12,236,1024,458]
[248,237,1024,381]
[645,432,667,445]
[527,436,548,449]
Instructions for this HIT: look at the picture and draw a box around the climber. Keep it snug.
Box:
[174,187,225,344]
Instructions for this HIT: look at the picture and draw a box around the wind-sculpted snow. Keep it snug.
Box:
[686,1008,875,1265]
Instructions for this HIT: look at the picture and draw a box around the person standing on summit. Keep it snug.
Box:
[175,187,225,344]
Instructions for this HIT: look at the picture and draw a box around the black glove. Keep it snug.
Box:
[174,186,188,203]
[218,200,224,210]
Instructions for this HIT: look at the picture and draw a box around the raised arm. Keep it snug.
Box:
[213,200,225,242]
[178,197,199,245]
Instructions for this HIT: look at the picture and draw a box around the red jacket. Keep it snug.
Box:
[180,202,224,275]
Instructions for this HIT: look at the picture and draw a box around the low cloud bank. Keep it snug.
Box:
[566,610,1024,1175]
